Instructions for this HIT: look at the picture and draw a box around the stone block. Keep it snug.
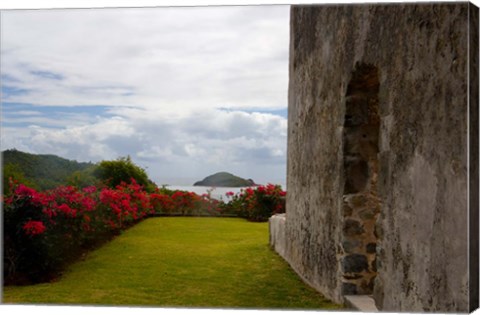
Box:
[343,219,365,236]
[366,242,377,254]
[342,282,358,295]
[342,254,369,273]
[342,239,361,253]
[359,208,377,220]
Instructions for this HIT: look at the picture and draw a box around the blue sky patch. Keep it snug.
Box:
[1,102,113,128]
[219,107,287,118]
[30,70,64,80]
[1,85,30,96]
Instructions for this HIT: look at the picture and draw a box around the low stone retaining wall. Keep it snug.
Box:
[269,214,287,259]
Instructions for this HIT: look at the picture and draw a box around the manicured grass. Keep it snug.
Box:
[3,217,342,310]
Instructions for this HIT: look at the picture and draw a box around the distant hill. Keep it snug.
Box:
[193,172,256,187]
[2,149,95,191]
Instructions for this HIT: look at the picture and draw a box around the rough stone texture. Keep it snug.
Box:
[340,57,380,298]
[341,192,379,294]
[281,3,479,312]
[469,4,479,312]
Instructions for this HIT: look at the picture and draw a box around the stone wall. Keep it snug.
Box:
[282,3,478,312]
[469,3,479,311]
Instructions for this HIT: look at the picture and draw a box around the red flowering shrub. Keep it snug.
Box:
[150,192,175,214]
[223,184,286,222]
[171,190,200,215]
[200,193,226,216]
[149,188,226,217]
[22,220,46,236]
[3,178,154,284]
[4,183,54,283]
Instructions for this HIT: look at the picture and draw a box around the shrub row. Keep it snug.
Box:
[3,179,285,284]
[3,180,152,284]
[223,184,286,222]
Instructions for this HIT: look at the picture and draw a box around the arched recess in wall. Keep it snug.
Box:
[341,63,380,296]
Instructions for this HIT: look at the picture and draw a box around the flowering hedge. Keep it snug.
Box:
[150,188,226,216]
[223,184,286,222]
[3,179,285,284]
[3,179,154,284]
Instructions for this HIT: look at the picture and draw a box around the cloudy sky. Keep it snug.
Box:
[1,5,290,185]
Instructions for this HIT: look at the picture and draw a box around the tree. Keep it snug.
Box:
[66,166,99,188]
[94,156,156,192]
[3,163,39,194]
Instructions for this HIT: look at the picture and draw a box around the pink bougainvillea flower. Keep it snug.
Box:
[15,184,37,197]
[22,220,46,236]
[82,186,97,194]
[57,203,77,217]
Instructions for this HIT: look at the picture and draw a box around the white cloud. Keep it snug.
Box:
[1,6,289,110]
[1,5,289,185]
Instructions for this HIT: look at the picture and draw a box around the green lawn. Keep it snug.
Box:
[3,217,342,310]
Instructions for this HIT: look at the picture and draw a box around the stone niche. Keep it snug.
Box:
[341,63,380,295]
[271,3,479,313]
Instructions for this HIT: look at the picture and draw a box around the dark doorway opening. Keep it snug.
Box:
[341,63,380,295]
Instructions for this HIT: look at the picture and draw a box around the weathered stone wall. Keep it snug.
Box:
[285,5,345,302]
[469,4,479,312]
[284,3,478,312]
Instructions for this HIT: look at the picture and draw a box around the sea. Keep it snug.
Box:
[165,186,244,201]
[164,184,287,201]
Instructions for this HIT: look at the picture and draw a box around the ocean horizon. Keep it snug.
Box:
[164,184,287,201]
[157,177,286,186]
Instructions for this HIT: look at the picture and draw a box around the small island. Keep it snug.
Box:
[193,172,256,187]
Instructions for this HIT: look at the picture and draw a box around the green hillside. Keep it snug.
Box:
[2,149,95,191]
[194,172,256,187]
